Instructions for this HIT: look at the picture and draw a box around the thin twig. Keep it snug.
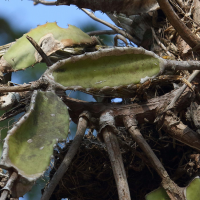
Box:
[114,35,128,46]
[123,116,185,200]
[164,70,199,112]
[175,0,185,9]
[0,79,44,93]
[0,172,18,200]
[87,30,116,36]
[151,27,172,57]
[26,35,53,66]
[0,84,32,92]
[165,59,200,70]
[0,107,26,122]
[156,0,200,49]
[81,8,140,46]
[102,127,131,200]
[33,0,57,5]
[41,112,89,200]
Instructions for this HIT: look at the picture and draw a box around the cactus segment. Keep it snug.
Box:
[0,22,95,72]
[185,176,200,200]
[47,47,164,97]
[0,91,69,196]
[145,187,170,200]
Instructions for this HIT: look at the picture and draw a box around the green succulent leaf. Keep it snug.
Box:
[46,47,164,97]
[0,22,95,72]
[145,187,170,200]
[0,90,69,197]
[185,176,200,200]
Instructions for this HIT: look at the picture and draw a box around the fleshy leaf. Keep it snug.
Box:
[0,90,69,197]
[145,187,170,200]
[185,176,200,200]
[46,47,164,97]
[0,22,95,72]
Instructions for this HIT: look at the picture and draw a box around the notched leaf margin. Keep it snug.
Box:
[44,46,166,97]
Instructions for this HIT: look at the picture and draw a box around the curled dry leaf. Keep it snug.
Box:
[0,22,95,72]
[0,90,69,197]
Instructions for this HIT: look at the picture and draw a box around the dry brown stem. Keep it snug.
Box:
[33,0,159,16]
[0,172,18,200]
[87,30,116,36]
[81,8,140,45]
[123,115,185,200]
[114,35,128,46]
[157,0,200,49]
[162,111,200,151]
[26,35,53,66]
[102,127,131,200]
[41,112,90,200]
[162,70,199,112]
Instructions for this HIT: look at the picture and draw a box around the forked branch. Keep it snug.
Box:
[156,0,200,106]
[99,112,131,200]
[81,8,140,45]
[156,0,200,49]
[123,115,185,200]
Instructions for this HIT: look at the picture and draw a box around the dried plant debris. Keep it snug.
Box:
[47,123,200,200]
[186,102,200,134]
[0,22,95,72]
[0,90,69,197]
[151,0,200,60]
